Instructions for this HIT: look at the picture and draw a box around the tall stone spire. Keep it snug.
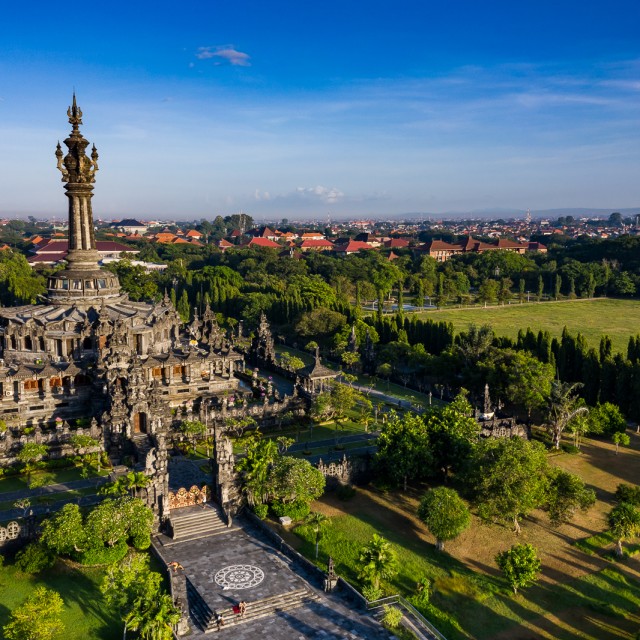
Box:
[47,95,121,305]
[55,92,100,265]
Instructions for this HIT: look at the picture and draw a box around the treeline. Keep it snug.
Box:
[364,310,640,422]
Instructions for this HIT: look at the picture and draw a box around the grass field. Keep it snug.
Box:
[287,431,640,640]
[0,559,121,640]
[418,298,640,354]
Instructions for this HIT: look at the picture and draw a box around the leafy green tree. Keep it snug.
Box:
[478,279,499,304]
[40,504,87,556]
[357,534,398,590]
[418,487,471,551]
[179,419,207,450]
[487,349,554,418]
[496,544,541,595]
[85,497,154,550]
[545,468,596,526]
[0,250,46,305]
[587,402,627,436]
[295,307,347,338]
[17,442,49,487]
[3,586,64,640]
[612,431,630,454]
[237,431,279,505]
[268,456,325,505]
[102,552,179,640]
[376,413,432,490]
[615,484,640,506]
[424,393,480,480]
[607,502,640,558]
[468,437,549,534]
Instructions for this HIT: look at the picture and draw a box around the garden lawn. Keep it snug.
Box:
[417,298,640,354]
[0,466,108,494]
[288,433,640,640]
[0,559,121,640]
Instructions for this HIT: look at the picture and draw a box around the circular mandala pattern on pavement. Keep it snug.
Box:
[214,565,264,589]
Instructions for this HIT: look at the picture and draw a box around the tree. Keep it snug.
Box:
[40,503,87,556]
[268,456,325,505]
[357,534,398,590]
[3,586,64,640]
[17,442,49,487]
[545,468,596,526]
[612,431,630,455]
[478,279,499,304]
[615,483,640,506]
[468,437,549,534]
[487,349,554,418]
[587,402,627,436]
[102,552,178,640]
[85,497,154,550]
[376,413,432,490]
[546,381,588,449]
[495,544,541,595]
[70,434,101,474]
[607,502,640,558]
[236,431,279,505]
[179,419,207,451]
[423,393,480,480]
[417,487,470,551]
[306,511,328,559]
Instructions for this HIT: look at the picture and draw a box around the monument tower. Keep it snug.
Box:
[48,94,121,305]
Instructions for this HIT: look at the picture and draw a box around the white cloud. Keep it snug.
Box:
[295,185,344,203]
[196,45,251,66]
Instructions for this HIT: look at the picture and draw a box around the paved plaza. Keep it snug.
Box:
[154,510,392,639]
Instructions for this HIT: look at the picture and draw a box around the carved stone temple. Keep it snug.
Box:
[0,97,295,526]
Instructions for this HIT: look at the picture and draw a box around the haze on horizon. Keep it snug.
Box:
[1,1,639,220]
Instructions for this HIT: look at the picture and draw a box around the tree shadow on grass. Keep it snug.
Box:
[0,602,11,632]
[40,560,121,640]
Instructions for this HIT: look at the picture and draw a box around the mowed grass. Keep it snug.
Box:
[0,559,121,639]
[418,298,640,354]
[287,432,640,640]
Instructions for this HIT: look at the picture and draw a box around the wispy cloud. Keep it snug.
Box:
[295,185,344,203]
[196,45,251,66]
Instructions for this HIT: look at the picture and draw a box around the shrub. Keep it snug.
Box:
[362,585,383,601]
[79,540,128,566]
[253,503,269,520]
[382,604,403,628]
[15,543,55,574]
[336,484,356,501]
[616,484,640,506]
[271,499,311,521]
[132,533,151,550]
[413,577,431,605]
[560,443,580,454]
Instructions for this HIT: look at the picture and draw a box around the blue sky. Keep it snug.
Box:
[1,1,639,219]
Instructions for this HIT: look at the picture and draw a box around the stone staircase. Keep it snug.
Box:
[169,504,229,541]
[186,580,318,633]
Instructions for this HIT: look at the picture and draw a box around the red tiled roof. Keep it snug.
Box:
[334,240,372,253]
[383,238,409,248]
[244,237,280,248]
[300,239,334,249]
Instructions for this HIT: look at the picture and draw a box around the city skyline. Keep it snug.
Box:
[1,1,640,218]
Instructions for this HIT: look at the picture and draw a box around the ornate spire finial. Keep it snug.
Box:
[67,92,83,129]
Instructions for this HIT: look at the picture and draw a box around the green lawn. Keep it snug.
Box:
[418,298,640,354]
[0,560,121,639]
[0,466,108,495]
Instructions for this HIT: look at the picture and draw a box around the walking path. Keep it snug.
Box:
[0,475,108,504]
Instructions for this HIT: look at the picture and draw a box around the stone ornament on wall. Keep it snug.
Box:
[0,521,21,545]
[168,484,210,510]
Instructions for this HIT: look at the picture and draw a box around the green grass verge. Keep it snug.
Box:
[0,559,121,639]
[575,531,640,559]
[0,466,108,495]
[417,298,640,354]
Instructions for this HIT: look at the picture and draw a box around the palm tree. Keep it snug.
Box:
[125,594,180,640]
[306,512,328,559]
[357,534,398,590]
[546,381,588,449]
